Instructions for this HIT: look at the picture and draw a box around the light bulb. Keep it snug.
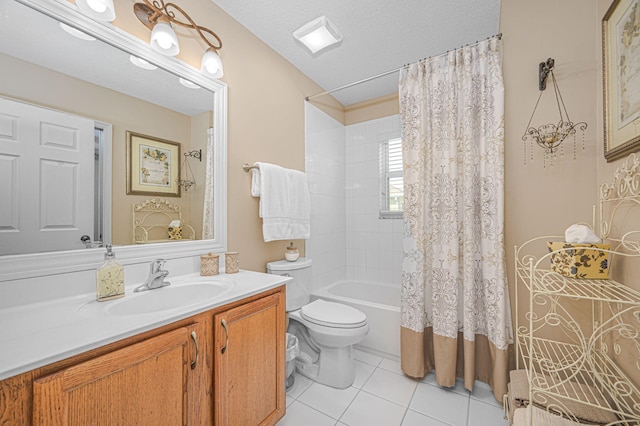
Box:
[86,0,107,13]
[76,0,115,21]
[150,21,179,56]
[201,48,223,78]
[59,22,96,41]
[129,55,157,70]
[156,33,173,50]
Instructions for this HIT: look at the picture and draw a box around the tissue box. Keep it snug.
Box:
[547,242,610,279]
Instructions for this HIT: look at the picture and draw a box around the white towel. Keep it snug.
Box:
[252,162,310,242]
[250,167,261,197]
[287,168,311,240]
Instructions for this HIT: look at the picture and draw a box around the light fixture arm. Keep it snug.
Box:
[134,0,222,51]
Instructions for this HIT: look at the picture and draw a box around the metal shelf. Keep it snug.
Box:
[517,267,640,305]
[513,154,640,425]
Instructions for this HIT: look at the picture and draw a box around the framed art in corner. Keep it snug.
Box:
[603,0,640,161]
[126,131,181,197]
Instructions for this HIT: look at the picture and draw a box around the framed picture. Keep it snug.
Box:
[603,0,640,161]
[126,131,181,196]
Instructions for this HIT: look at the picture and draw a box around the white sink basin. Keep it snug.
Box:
[107,282,231,315]
[78,280,234,317]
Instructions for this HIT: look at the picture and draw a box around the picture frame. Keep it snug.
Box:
[126,131,181,197]
[603,0,640,161]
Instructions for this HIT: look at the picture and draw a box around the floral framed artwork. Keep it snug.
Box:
[603,0,640,161]
[126,131,181,196]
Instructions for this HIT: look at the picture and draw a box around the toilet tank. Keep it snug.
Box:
[267,258,312,311]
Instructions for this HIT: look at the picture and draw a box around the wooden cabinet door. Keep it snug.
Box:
[213,291,286,426]
[32,325,200,425]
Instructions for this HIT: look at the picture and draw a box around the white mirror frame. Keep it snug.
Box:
[0,0,227,282]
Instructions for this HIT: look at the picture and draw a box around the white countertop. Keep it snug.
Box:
[0,270,290,381]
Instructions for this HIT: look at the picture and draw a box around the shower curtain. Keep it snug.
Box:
[399,36,512,400]
[202,127,214,239]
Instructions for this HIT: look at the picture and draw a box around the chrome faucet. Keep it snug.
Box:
[134,259,171,292]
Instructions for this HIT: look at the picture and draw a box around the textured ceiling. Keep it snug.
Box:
[212,0,501,106]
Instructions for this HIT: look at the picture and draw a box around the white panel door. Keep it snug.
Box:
[0,97,94,255]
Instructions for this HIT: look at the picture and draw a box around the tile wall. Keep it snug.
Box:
[305,104,403,291]
[305,104,347,292]
[345,115,403,286]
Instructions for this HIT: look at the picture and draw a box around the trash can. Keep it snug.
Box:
[285,333,300,390]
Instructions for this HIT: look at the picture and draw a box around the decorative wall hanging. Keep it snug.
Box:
[603,0,640,161]
[126,131,181,196]
[522,58,588,167]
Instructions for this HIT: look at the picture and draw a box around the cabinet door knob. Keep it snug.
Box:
[221,319,229,354]
[190,331,199,370]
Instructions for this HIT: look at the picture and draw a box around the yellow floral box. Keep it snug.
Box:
[547,242,610,279]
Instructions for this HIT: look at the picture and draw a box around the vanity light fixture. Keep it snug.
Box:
[522,58,587,166]
[176,150,202,192]
[76,0,116,22]
[133,0,224,77]
[293,15,343,54]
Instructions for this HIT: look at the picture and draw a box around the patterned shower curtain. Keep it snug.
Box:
[202,127,214,239]
[399,36,512,400]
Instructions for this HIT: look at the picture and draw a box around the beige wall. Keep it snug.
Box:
[501,0,600,259]
[343,93,399,125]
[500,0,600,336]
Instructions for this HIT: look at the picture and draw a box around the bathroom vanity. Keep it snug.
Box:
[0,272,288,425]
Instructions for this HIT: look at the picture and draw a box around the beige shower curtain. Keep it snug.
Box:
[399,36,512,401]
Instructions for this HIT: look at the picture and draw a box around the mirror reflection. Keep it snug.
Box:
[0,0,216,255]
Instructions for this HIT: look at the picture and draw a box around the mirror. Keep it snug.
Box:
[0,0,227,258]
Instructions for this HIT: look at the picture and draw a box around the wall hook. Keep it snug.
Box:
[539,58,554,91]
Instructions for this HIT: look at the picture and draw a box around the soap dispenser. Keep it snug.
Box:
[96,244,125,301]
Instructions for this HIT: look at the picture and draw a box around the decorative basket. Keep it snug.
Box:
[168,226,183,240]
[547,242,610,279]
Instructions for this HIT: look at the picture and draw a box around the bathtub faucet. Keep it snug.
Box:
[134,259,171,292]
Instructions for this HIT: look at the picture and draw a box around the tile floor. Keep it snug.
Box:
[277,349,509,426]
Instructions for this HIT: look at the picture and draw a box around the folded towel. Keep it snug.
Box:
[251,167,261,197]
[287,168,311,240]
[253,162,310,242]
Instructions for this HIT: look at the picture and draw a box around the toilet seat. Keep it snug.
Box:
[300,299,367,329]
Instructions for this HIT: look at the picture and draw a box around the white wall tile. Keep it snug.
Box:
[307,106,403,290]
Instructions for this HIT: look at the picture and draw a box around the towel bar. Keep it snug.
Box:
[243,163,257,172]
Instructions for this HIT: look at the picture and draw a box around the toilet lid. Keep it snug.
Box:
[300,299,367,328]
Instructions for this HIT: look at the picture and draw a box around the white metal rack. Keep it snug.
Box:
[513,154,640,425]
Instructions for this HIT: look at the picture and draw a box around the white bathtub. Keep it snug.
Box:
[312,280,400,359]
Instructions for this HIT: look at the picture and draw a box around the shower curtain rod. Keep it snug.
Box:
[305,32,502,101]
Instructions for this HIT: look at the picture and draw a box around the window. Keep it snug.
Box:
[379,138,403,218]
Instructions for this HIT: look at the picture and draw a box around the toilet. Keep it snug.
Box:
[267,258,369,389]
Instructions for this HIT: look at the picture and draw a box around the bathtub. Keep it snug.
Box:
[312,280,400,359]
